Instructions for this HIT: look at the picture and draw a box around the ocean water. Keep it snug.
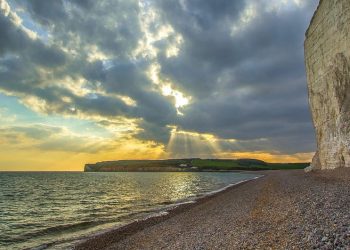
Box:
[0,171,260,249]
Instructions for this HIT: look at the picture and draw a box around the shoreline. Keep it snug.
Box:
[74,169,350,249]
[73,172,265,250]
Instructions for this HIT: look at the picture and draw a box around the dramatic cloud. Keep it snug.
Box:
[0,0,320,168]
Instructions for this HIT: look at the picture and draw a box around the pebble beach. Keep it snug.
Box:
[75,169,350,250]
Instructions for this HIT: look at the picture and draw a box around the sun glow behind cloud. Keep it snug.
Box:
[147,63,191,114]
[162,85,190,110]
[137,1,190,114]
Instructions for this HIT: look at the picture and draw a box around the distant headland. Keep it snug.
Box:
[84,158,309,172]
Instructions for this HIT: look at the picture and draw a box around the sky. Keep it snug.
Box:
[0,0,319,171]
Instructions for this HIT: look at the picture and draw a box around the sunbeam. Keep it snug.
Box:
[166,127,222,158]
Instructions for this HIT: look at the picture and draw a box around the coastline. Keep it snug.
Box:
[74,169,350,249]
[73,172,265,250]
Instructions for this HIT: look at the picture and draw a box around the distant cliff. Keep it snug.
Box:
[84,159,195,172]
[305,0,350,169]
[84,158,308,172]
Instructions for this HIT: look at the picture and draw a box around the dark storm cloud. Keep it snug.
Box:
[21,0,142,57]
[0,6,66,67]
[153,0,247,97]
[72,0,96,10]
[24,0,67,25]
[82,60,178,125]
[135,120,172,144]
[154,0,319,153]
[101,61,151,95]
[156,1,316,97]
[0,0,319,154]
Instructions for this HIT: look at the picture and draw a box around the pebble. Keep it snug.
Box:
[74,169,350,250]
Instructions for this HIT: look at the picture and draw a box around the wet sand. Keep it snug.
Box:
[75,169,350,249]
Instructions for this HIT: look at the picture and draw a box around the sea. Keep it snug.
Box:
[0,171,261,249]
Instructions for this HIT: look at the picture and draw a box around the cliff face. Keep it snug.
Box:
[305,0,350,169]
[84,159,194,172]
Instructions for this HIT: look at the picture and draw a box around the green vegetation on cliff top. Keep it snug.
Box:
[85,158,309,172]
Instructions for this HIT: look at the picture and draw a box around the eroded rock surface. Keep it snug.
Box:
[305,0,350,169]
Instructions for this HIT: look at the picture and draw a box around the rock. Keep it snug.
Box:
[304,165,313,173]
[305,0,350,170]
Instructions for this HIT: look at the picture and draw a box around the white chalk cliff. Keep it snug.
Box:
[305,0,350,169]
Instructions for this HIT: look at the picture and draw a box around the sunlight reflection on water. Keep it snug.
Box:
[0,171,260,249]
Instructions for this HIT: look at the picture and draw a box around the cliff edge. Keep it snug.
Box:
[305,0,350,170]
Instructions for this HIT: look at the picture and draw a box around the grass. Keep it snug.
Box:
[192,159,309,171]
[265,163,310,170]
